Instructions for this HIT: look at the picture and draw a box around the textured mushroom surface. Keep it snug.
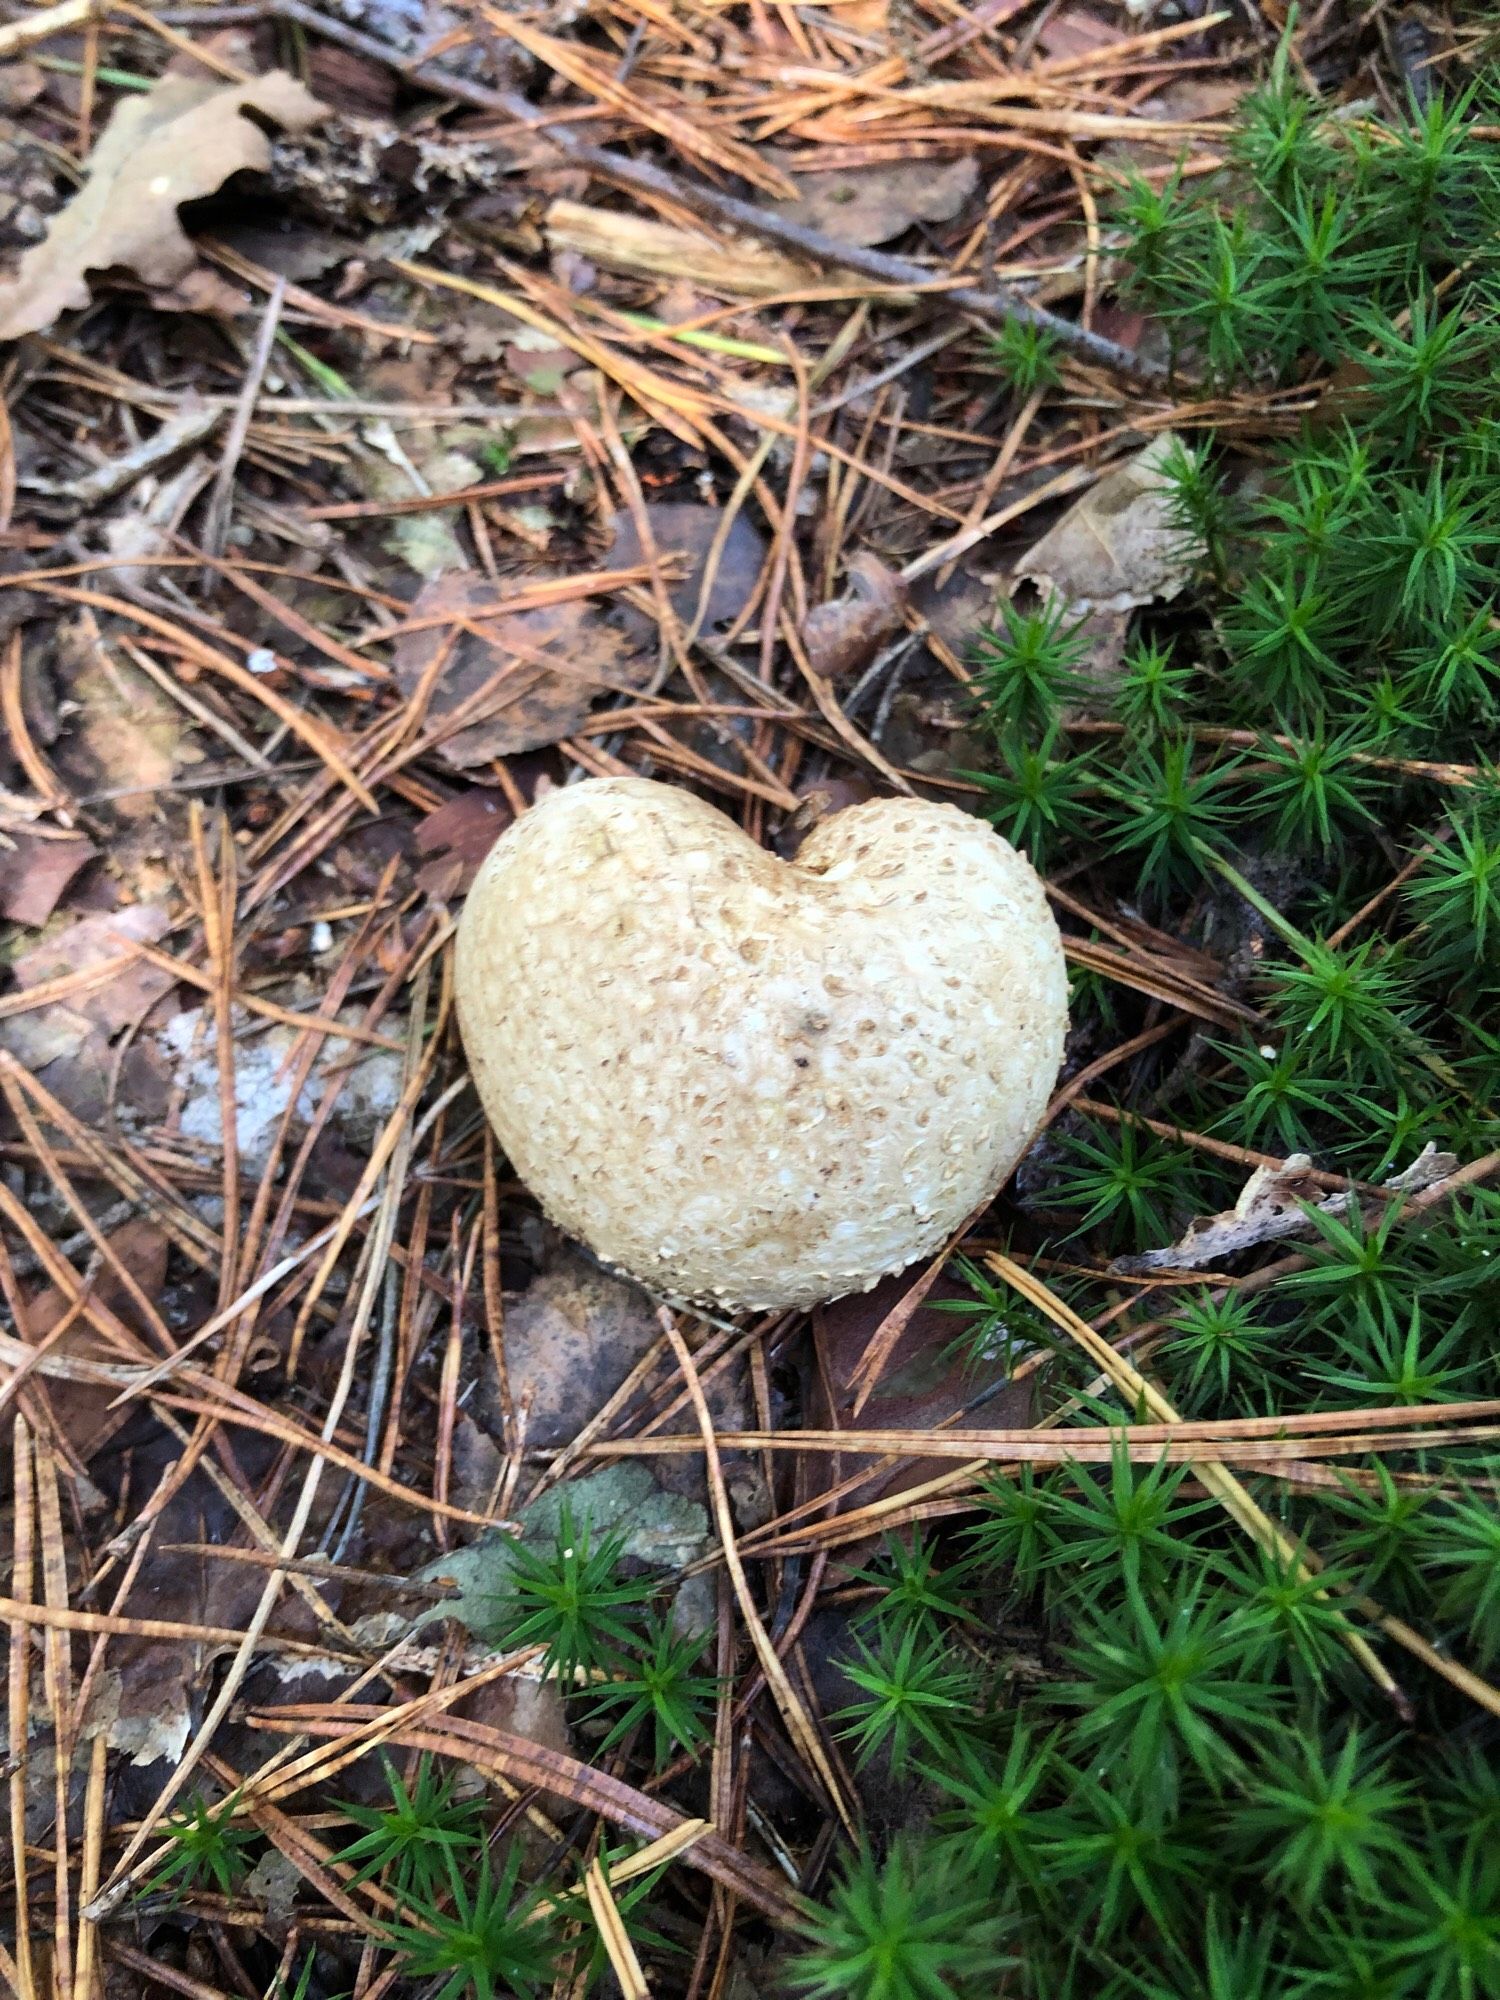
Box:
[455,776,1068,1310]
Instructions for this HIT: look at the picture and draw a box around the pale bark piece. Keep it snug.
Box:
[0,60,46,110]
[0,69,325,339]
[22,397,221,513]
[0,0,98,61]
[1110,1144,1459,1276]
[544,199,818,298]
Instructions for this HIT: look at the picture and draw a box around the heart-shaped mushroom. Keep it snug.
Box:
[455,776,1068,1310]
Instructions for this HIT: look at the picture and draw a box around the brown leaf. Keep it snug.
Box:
[604,503,766,638]
[393,574,648,765]
[449,1412,505,1515]
[24,1218,168,1461]
[412,789,512,900]
[0,68,325,339]
[0,829,95,925]
[805,1271,1034,1555]
[1035,8,1127,58]
[55,623,191,822]
[10,902,175,1032]
[477,1247,663,1455]
[767,155,978,249]
[802,551,906,679]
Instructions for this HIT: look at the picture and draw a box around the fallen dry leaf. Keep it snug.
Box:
[394,574,648,764]
[0,68,325,339]
[412,790,512,901]
[0,60,45,111]
[768,155,978,249]
[477,1248,664,1455]
[1100,76,1246,175]
[10,902,174,1033]
[105,1444,318,1769]
[1036,8,1128,58]
[1016,430,1199,619]
[0,902,176,1109]
[808,1269,1035,1558]
[100,453,217,592]
[802,551,906,679]
[1012,431,1202,686]
[1110,1144,1458,1276]
[0,828,96,926]
[474,1244,767,1528]
[604,503,766,640]
[22,1218,168,1462]
[55,621,193,819]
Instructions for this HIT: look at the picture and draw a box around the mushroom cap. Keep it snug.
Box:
[455,776,1068,1311]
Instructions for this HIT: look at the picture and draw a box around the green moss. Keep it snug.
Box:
[795,45,1500,2000]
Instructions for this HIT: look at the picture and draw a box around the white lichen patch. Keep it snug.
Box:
[160,1007,404,1171]
[455,776,1069,1310]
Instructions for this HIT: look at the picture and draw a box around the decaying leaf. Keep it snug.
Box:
[9,902,174,1034]
[0,828,95,926]
[767,155,978,249]
[361,433,482,581]
[478,1247,664,1454]
[21,1218,168,1462]
[802,551,906,679]
[807,1270,1035,1556]
[0,60,46,111]
[0,903,176,1108]
[1016,430,1199,619]
[604,503,766,641]
[57,623,193,820]
[1036,7,1129,58]
[100,453,217,592]
[1110,1143,1459,1275]
[393,574,649,764]
[0,68,325,339]
[413,789,512,901]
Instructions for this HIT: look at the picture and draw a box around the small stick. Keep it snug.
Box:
[271,0,1167,384]
[201,277,286,564]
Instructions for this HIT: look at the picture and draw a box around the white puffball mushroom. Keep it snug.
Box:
[455,775,1069,1312]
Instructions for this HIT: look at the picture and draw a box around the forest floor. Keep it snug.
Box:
[2,0,1498,1997]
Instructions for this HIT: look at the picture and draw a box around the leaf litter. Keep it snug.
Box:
[0,67,325,337]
